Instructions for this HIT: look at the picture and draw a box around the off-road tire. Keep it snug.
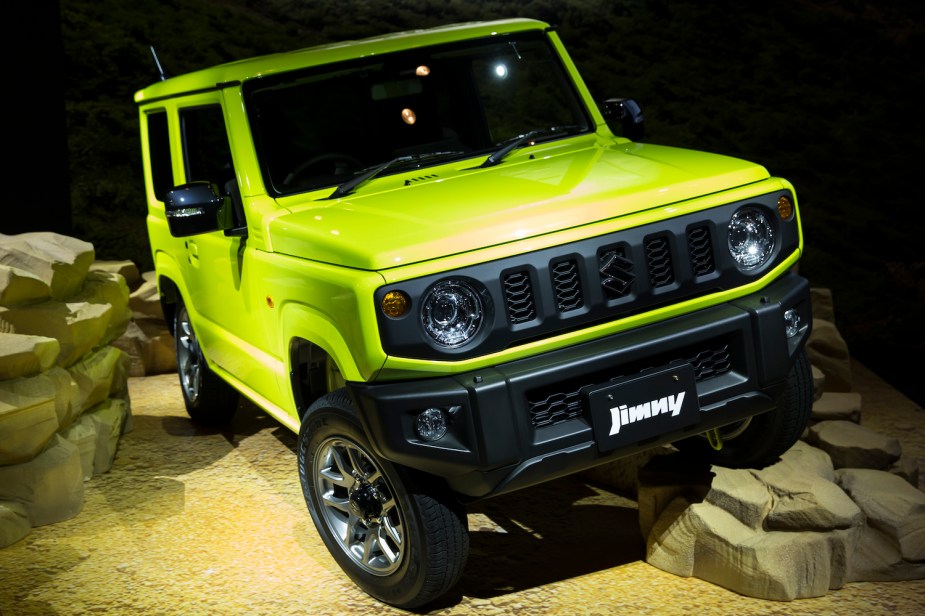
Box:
[298,390,469,609]
[173,298,239,425]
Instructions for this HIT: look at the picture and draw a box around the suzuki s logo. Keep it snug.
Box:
[599,249,634,298]
[609,392,685,435]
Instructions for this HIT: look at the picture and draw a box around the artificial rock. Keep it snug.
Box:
[0,264,49,306]
[811,364,825,403]
[74,269,132,346]
[89,260,140,287]
[0,301,112,368]
[805,319,852,392]
[0,501,30,548]
[637,439,923,601]
[0,333,60,381]
[0,234,133,549]
[0,378,58,465]
[807,420,902,470]
[812,392,862,423]
[0,434,84,527]
[836,468,925,562]
[0,232,94,301]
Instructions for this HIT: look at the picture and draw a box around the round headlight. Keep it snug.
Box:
[421,279,484,347]
[728,207,774,270]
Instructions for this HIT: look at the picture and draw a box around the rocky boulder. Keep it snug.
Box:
[639,441,925,601]
[0,233,134,548]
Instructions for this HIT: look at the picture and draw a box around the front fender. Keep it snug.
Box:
[278,300,386,386]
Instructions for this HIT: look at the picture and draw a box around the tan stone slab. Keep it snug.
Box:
[813,392,862,423]
[0,232,94,301]
[110,321,148,377]
[87,398,129,476]
[112,318,176,377]
[808,420,902,470]
[811,364,825,401]
[0,264,49,306]
[0,434,84,526]
[43,366,81,430]
[68,346,126,415]
[61,414,98,481]
[0,500,30,548]
[0,382,58,466]
[0,301,111,368]
[837,468,925,562]
[89,260,140,287]
[129,278,164,320]
[806,319,852,392]
[847,523,925,583]
[0,332,60,380]
[755,462,861,531]
[705,466,770,530]
[74,270,132,345]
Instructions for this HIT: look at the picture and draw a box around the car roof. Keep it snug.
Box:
[134,18,550,105]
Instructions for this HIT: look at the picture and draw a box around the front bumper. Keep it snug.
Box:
[349,272,811,499]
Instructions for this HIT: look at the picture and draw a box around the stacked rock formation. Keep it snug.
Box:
[0,232,134,548]
[631,287,925,600]
[102,263,177,377]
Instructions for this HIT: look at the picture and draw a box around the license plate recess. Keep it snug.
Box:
[583,364,700,452]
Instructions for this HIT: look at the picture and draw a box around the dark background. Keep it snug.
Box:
[7,0,923,406]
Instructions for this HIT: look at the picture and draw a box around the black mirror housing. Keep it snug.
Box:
[602,97,645,142]
[164,182,233,237]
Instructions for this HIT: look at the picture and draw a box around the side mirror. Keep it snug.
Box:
[602,98,645,142]
[164,182,234,237]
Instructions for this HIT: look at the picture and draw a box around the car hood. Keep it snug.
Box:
[268,139,770,271]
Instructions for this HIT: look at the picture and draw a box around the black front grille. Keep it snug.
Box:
[552,259,583,312]
[496,209,746,333]
[526,339,733,429]
[528,390,586,428]
[503,271,536,324]
[687,225,715,277]
[645,236,675,287]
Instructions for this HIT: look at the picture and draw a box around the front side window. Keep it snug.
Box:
[244,31,592,196]
[180,105,245,228]
[181,105,235,190]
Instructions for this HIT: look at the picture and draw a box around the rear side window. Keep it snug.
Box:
[146,110,172,201]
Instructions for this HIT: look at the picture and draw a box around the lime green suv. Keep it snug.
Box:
[136,18,812,609]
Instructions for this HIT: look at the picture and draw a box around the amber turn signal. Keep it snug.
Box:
[777,196,793,220]
[381,290,411,318]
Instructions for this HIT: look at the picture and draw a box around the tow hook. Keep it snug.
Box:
[706,428,723,451]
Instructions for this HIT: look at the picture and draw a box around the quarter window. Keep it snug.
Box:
[145,110,171,202]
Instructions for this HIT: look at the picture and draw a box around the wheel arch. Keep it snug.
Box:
[152,250,190,337]
[281,301,382,420]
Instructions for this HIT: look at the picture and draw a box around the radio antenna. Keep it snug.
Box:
[149,46,169,81]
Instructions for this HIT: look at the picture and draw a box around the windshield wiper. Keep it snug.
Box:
[325,150,465,200]
[478,125,583,169]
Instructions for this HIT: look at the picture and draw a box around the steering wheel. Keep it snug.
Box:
[283,153,363,186]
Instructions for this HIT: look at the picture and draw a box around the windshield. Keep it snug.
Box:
[244,31,593,196]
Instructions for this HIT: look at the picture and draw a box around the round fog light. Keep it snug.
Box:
[415,408,448,442]
[784,308,801,338]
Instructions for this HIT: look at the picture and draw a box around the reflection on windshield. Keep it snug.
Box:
[245,32,592,196]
